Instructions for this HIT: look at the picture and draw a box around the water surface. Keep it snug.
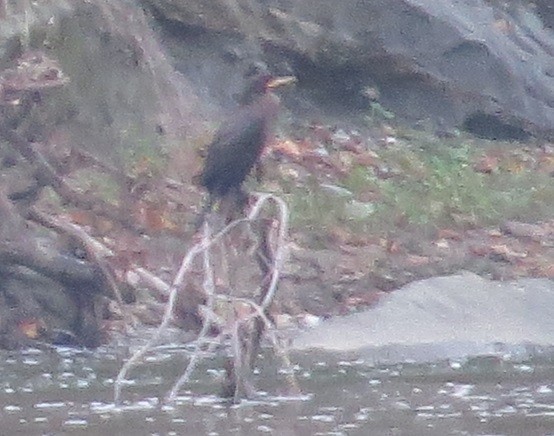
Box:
[1,339,554,435]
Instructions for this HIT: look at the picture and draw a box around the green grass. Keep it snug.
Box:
[289,178,350,229]
[288,136,554,237]
[69,168,121,204]
[118,127,168,177]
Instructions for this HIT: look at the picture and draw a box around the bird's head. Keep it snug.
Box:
[240,73,297,104]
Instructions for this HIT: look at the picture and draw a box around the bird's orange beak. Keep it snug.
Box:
[266,75,297,89]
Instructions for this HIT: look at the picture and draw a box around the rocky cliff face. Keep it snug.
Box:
[4,0,553,144]
[145,0,554,139]
[1,0,201,161]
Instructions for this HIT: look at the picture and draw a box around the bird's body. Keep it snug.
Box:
[197,74,295,227]
[200,92,280,198]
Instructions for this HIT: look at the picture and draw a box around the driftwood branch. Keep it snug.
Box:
[166,222,221,401]
[0,246,103,293]
[114,213,251,404]
[27,207,134,330]
[0,50,141,347]
[0,125,139,230]
[0,54,140,232]
[114,193,294,405]
[0,190,104,294]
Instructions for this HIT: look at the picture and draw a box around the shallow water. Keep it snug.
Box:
[1,339,554,435]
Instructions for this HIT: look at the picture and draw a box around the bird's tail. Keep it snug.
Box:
[193,187,249,231]
[193,194,215,231]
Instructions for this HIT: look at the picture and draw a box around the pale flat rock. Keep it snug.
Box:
[292,272,554,361]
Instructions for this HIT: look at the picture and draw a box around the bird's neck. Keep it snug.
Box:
[250,93,280,121]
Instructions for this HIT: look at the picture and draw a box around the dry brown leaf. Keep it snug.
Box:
[355,151,380,167]
[344,291,383,309]
[328,226,351,246]
[406,254,431,266]
[135,201,177,232]
[384,238,402,254]
[537,154,554,174]
[67,210,96,227]
[473,155,499,173]
[470,244,491,257]
[270,139,302,158]
[492,19,514,34]
[67,211,114,234]
[18,318,44,339]
[490,244,528,260]
[437,228,463,240]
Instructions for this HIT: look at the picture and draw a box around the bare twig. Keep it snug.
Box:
[230,319,244,401]
[114,216,250,404]
[133,267,171,300]
[234,296,300,395]
[249,193,289,309]
[166,222,218,402]
[0,125,139,230]
[114,193,292,404]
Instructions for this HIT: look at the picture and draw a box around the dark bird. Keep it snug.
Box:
[197,73,296,225]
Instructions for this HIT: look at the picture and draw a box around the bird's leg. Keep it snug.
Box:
[235,187,249,213]
[220,186,248,224]
[193,194,215,231]
[254,162,264,184]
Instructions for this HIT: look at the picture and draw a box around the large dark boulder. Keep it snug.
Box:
[535,0,554,29]
[145,0,554,139]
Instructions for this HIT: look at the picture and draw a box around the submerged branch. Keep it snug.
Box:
[114,193,293,404]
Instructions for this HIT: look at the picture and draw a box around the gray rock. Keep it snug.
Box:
[292,272,554,362]
[146,0,554,139]
[1,0,199,163]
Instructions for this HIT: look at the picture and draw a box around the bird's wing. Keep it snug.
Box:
[210,112,266,154]
[200,113,267,193]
